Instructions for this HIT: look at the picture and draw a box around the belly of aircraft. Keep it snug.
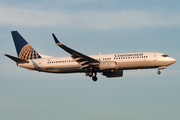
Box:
[117,60,163,70]
[41,66,83,73]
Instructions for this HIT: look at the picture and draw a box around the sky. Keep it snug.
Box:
[0,0,180,120]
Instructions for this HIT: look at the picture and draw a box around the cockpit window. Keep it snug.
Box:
[162,54,169,57]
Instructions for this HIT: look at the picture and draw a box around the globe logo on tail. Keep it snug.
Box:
[19,44,41,60]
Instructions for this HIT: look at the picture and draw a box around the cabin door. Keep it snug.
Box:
[153,53,157,61]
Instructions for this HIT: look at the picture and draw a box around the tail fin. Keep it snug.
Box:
[11,31,42,60]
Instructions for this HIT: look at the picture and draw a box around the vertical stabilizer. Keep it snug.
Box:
[11,31,41,60]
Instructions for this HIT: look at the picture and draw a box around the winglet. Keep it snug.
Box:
[51,33,99,63]
[52,33,62,46]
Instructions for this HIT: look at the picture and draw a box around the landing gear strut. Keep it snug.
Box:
[157,66,166,75]
[92,72,97,81]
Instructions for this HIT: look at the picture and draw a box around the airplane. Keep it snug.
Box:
[5,31,176,81]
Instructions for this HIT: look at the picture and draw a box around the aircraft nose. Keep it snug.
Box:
[171,58,176,64]
[173,58,176,63]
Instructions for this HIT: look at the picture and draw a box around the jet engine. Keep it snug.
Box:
[102,70,123,78]
[99,61,117,70]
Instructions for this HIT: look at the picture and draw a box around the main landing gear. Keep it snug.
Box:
[87,71,98,81]
[92,76,98,81]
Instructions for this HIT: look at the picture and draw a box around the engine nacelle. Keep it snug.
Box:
[102,70,123,78]
[99,61,117,70]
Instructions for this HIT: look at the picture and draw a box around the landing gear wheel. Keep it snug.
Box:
[157,71,161,75]
[88,72,93,77]
[92,76,98,81]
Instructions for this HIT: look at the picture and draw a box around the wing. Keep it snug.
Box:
[52,34,99,69]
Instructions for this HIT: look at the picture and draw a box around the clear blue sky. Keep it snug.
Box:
[0,0,180,120]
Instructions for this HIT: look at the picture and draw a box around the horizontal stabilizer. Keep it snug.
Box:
[4,54,29,63]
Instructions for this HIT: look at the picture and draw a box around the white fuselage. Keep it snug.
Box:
[18,52,176,73]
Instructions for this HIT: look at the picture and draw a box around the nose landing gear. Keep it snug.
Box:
[157,70,161,75]
[157,66,166,75]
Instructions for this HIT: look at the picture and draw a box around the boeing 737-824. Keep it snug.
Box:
[5,31,176,81]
